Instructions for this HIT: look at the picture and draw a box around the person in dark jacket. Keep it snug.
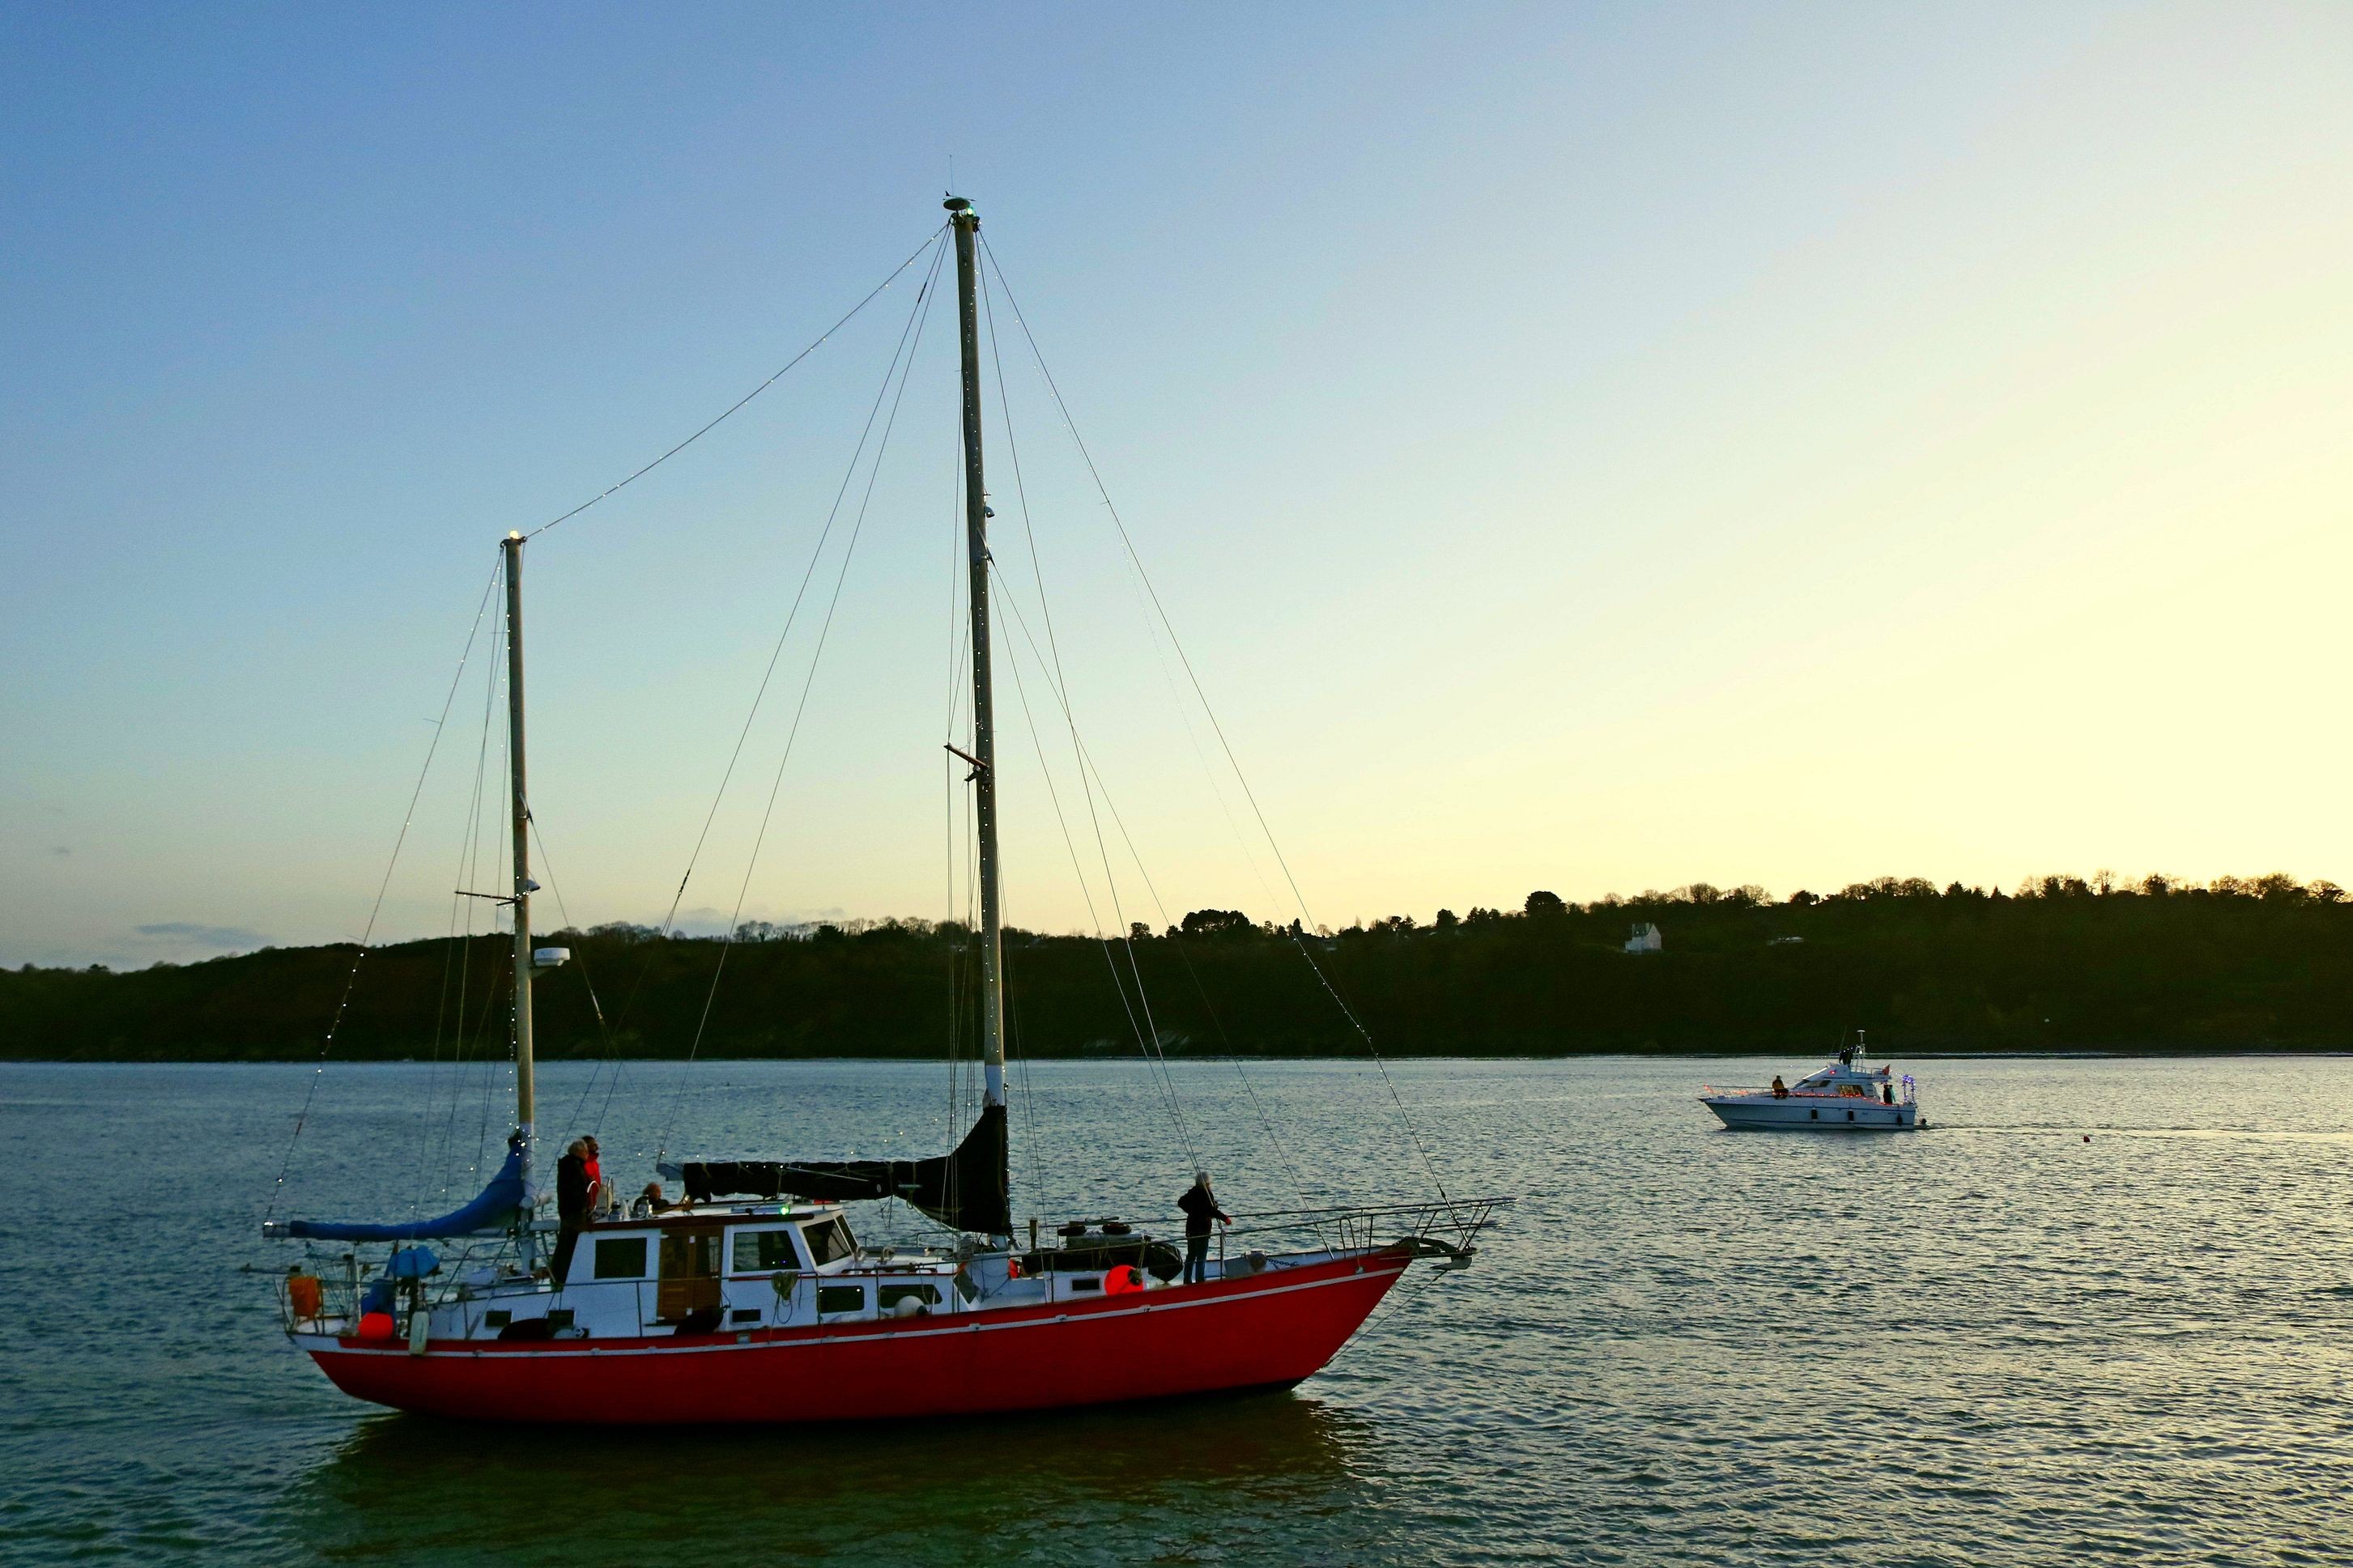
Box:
[1176,1171,1230,1285]
[551,1139,590,1286]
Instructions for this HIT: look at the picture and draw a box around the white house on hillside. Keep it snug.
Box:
[1624,922,1662,954]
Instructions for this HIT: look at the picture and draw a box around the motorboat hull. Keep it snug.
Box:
[296,1248,1408,1424]
[1703,1095,1918,1131]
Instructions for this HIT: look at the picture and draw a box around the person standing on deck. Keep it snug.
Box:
[1178,1171,1230,1286]
[581,1136,605,1217]
[551,1139,591,1285]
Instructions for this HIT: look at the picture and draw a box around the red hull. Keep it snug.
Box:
[301,1251,1409,1424]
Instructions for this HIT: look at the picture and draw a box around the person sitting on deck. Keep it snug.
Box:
[1177,1171,1231,1286]
[1771,1076,1789,1098]
[551,1139,591,1286]
[632,1182,674,1218]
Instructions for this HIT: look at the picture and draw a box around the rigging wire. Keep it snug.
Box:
[978,235,1458,1212]
[940,427,971,1177]
[655,233,949,1164]
[527,814,628,1141]
[411,623,504,1219]
[993,572,1200,1168]
[984,568,1313,1200]
[525,226,947,542]
[976,261,1199,1173]
[609,230,955,1043]
[1343,1246,1452,1351]
[425,654,508,1208]
[263,557,502,1225]
[979,261,1287,1187]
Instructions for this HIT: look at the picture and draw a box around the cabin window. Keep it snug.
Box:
[730,1308,761,1325]
[483,1310,512,1329]
[817,1284,868,1317]
[732,1228,798,1273]
[802,1217,856,1267]
[594,1238,649,1280]
[879,1284,942,1312]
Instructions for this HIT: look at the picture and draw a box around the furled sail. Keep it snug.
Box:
[667,1103,1008,1234]
[264,1129,530,1242]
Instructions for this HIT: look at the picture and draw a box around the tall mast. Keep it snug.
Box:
[502,530,537,1139]
[947,195,1006,1110]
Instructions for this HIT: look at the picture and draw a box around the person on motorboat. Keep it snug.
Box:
[1772,1076,1789,1098]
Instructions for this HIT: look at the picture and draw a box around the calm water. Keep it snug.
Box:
[3,1055,2350,1566]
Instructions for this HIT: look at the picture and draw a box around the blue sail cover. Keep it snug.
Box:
[275,1131,530,1243]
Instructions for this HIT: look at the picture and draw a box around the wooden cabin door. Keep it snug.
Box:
[657,1229,722,1321]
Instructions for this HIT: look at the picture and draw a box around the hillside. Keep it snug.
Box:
[6,874,2349,1060]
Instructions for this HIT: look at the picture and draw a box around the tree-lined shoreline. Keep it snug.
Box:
[6,873,2347,1061]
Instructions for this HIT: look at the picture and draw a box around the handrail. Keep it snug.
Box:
[1223,1196,1513,1223]
[1213,1195,1513,1260]
[1702,1084,1912,1098]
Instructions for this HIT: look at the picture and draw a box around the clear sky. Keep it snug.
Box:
[5,2,2350,968]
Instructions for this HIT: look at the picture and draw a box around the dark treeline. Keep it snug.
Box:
[7,872,2353,1061]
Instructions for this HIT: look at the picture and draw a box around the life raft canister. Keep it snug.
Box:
[1103,1264,1145,1296]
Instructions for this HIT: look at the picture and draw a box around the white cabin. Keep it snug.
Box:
[1624,922,1662,954]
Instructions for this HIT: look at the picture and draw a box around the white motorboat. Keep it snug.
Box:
[1700,1033,1921,1131]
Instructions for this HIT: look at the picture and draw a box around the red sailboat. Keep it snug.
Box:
[265,197,1501,1424]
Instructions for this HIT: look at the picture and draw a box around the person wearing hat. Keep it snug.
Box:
[1176,1171,1231,1286]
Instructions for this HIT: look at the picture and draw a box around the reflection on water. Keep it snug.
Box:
[288,1394,1382,1566]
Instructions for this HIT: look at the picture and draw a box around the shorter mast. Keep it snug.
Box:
[502,531,536,1145]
